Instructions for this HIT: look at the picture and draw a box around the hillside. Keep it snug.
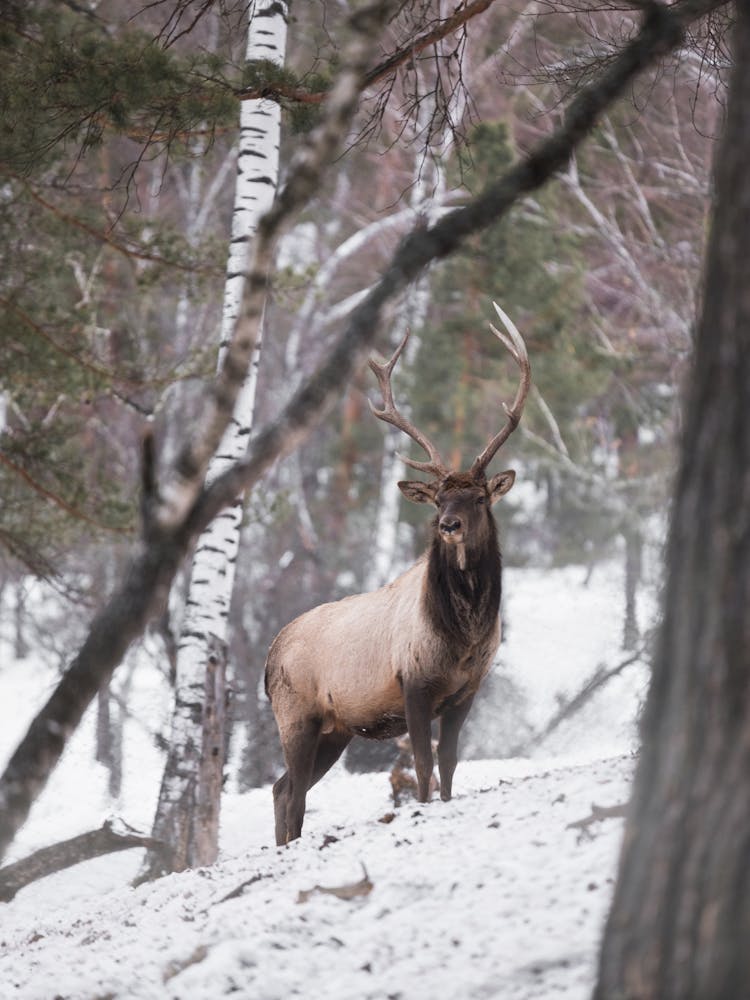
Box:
[0,562,653,999]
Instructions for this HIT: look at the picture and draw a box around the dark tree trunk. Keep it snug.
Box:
[622,515,642,652]
[95,683,123,799]
[13,581,29,660]
[229,590,274,791]
[193,644,229,867]
[595,25,750,1000]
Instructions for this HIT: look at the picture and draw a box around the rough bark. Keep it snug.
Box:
[595,16,750,999]
[0,0,726,865]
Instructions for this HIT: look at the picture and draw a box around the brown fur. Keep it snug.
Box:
[264,469,516,845]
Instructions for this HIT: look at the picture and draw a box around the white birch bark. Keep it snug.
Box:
[182,2,287,649]
[143,1,289,877]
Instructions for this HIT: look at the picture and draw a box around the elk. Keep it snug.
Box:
[265,302,530,845]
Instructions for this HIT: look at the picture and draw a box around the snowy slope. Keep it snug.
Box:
[1,756,632,1000]
[0,561,655,999]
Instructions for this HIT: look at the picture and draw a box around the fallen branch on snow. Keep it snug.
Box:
[512,646,647,756]
[567,802,628,840]
[0,819,168,902]
[297,864,373,903]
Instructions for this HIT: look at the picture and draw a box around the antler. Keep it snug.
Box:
[368,330,449,479]
[469,301,531,478]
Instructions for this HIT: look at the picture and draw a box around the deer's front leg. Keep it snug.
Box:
[403,683,434,802]
[438,692,474,801]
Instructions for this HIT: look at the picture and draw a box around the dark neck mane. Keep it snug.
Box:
[423,521,502,648]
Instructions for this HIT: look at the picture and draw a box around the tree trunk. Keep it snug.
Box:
[95,681,122,799]
[619,425,642,652]
[13,580,28,659]
[595,26,750,1000]
[139,0,289,880]
[193,637,229,867]
[622,514,642,652]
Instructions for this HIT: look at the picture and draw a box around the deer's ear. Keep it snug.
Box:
[488,470,515,505]
[398,480,438,505]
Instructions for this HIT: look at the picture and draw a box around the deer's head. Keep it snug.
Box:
[369,302,530,570]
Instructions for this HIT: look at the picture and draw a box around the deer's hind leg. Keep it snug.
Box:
[310,730,351,788]
[274,717,321,845]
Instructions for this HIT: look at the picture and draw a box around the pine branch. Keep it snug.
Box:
[512,647,647,755]
[7,174,220,276]
[0,295,116,381]
[0,451,126,534]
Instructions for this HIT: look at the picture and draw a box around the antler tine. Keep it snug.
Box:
[470,301,532,477]
[368,329,449,479]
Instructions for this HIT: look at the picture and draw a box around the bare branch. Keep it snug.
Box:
[514,647,647,755]
[567,801,628,840]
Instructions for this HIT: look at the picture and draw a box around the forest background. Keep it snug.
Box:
[0,0,730,906]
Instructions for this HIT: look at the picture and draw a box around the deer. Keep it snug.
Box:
[265,302,530,845]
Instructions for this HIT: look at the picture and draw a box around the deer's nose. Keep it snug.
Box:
[439,515,463,535]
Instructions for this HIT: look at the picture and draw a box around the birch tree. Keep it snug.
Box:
[140,0,289,880]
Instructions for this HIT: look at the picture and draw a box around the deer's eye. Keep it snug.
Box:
[476,495,486,505]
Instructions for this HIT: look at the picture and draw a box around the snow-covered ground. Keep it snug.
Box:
[0,560,656,1000]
